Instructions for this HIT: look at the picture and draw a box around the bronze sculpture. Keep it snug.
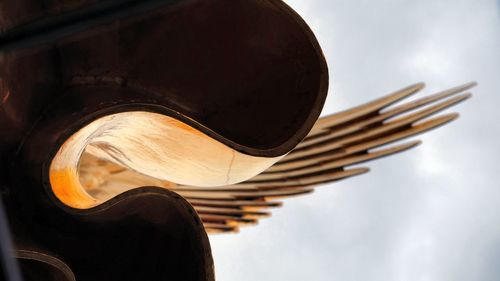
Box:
[0,0,474,280]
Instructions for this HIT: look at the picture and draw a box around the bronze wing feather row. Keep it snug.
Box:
[171,82,476,234]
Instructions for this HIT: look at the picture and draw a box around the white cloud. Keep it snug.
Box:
[210,1,500,280]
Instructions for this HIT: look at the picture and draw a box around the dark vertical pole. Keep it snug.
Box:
[0,195,22,281]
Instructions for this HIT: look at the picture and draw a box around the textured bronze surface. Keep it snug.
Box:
[0,0,328,157]
[0,0,328,280]
[143,82,475,233]
[7,188,215,281]
[0,0,474,280]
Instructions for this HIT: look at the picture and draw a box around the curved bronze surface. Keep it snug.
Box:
[0,0,328,157]
[16,250,76,281]
[7,187,215,281]
[0,0,328,279]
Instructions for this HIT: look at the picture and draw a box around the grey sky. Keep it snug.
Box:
[209,0,500,280]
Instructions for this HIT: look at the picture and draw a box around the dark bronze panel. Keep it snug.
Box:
[0,1,328,280]
[1,0,328,157]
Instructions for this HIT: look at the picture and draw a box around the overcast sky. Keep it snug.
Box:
[209,0,500,280]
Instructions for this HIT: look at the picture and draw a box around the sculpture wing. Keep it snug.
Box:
[171,82,476,234]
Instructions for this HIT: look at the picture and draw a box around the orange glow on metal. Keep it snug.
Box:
[50,169,97,209]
